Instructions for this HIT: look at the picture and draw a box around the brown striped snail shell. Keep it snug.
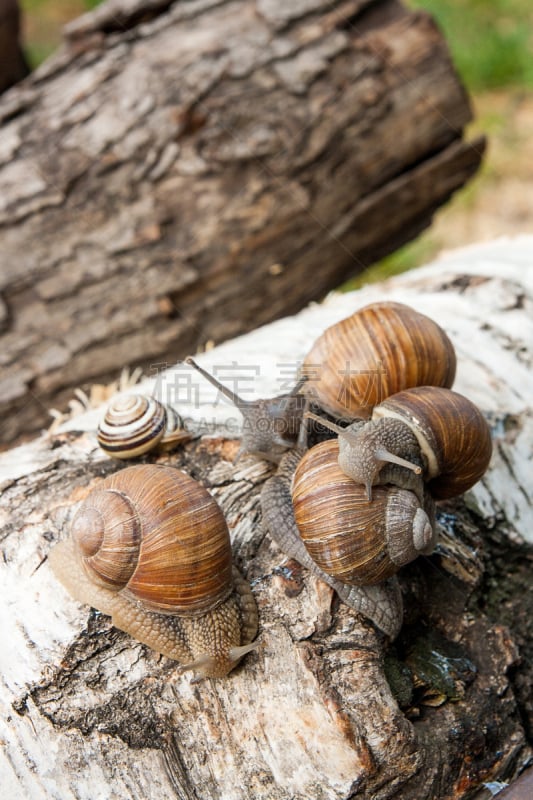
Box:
[158,405,191,452]
[291,439,437,587]
[309,386,493,501]
[184,303,456,461]
[48,464,259,678]
[302,301,457,420]
[97,394,191,459]
[371,386,493,500]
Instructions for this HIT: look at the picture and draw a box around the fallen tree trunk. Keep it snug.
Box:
[0,238,532,800]
[0,0,484,445]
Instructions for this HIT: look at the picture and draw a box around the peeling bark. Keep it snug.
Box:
[0,0,483,445]
[0,238,532,799]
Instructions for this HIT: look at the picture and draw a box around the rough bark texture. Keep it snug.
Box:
[1,238,532,800]
[0,0,484,445]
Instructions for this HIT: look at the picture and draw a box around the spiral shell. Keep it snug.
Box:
[302,301,456,419]
[97,394,189,458]
[70,464,233,614]
[291,439,436,586]
[159,406,192,451]
[97,395,166,458]
[372,386,493,500]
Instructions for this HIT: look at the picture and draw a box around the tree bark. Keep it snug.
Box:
[0,0,484,446]
[0,237,532,800]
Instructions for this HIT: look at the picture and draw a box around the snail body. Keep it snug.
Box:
[185,357,306,462]
[260,443,435,639]
[97,394,191,459]
[49,464,258,678]
[261,386,491,637]
[186,303,456,462]
[312,386,493,501]
[302,301,457,420]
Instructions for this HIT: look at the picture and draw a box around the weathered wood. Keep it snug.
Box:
[0,238,532,799]
[0,0,483,446]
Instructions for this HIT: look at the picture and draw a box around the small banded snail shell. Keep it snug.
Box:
[48,464,259,678]
[97,394,190,459]
[302,301,457,420]
[158,405,191,452]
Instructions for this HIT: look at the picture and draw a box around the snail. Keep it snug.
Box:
[48,464,259,678]
[305,386,493,501]
[260,386,492,637]
[184,356,306,462]
[261,441,436,639]
[291,439,437,585]
[185,302,456,463]
[301,301,457,420]
[97,394,191,459]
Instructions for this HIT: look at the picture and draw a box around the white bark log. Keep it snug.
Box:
[0,236,532,800]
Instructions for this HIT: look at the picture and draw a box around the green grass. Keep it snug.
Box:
[342,238,438,292]
[342,0,533,290]
[22,0,100,9]
[21,1,104,67]
[411,0,533,91]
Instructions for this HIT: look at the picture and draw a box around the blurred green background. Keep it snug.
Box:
[20,0,533,286]
[21,1,100,67]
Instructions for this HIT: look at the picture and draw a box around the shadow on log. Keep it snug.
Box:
[0,0,484,445]
[0,0,29,95]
